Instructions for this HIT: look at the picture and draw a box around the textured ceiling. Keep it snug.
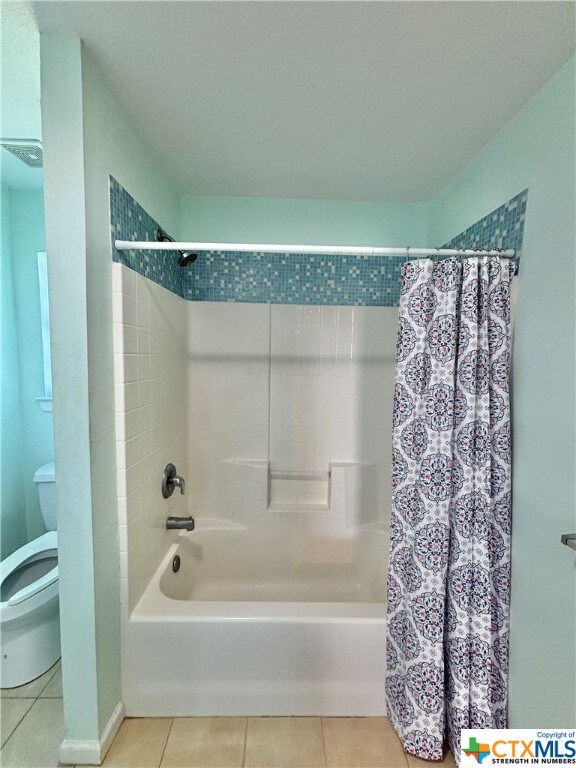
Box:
[34,1,575,201]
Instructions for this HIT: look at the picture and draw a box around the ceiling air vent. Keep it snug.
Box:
[1,139,43,168]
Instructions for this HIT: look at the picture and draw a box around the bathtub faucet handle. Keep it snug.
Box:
[171,474,186,495]
[162,463,186,498]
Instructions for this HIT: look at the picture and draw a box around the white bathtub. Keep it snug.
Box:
[122,528,388,717]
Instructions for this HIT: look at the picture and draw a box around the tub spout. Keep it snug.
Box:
[166,516,195,531]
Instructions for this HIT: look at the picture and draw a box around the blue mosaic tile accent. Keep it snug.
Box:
[109,177,181,295]
[180,190,528,305]
[181,251,407,305]
[109,177,527,306]
[440,188,528,275]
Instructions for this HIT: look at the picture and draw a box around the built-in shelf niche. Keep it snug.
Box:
[217,458,378,527]
[268,469,330,512]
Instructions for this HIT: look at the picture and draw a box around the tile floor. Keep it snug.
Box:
[91,717,456,768]
[1,660,64,768]
[1,665,456,768]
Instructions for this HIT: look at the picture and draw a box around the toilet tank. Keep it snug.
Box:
[34,462,56,531]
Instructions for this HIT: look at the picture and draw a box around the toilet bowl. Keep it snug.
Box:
[0,462,60,688]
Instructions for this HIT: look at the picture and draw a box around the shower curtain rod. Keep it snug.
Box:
[114,240,515,258]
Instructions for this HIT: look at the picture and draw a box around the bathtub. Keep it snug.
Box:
[123,528,388,717]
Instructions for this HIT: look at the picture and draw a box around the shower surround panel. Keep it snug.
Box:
[186,302,270,521]
[112,265,397,612]
[112,263,188,611]
[113,270,394,716]
[185,301,398,528]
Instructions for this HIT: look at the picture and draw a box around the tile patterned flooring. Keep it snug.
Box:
[1,660,64,767]
[1,666,456,768]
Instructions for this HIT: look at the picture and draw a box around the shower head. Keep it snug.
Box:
[178,251,198,267]
[156,228,197,268]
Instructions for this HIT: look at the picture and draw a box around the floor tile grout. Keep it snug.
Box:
[0,659,60,700]
[241,716,248,768]
[0,697,37,751]
[0,706,440,768]
[157,717,174,768]
[0,662,63,764]
[320,716,327,768]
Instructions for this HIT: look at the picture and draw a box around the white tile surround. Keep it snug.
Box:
[269,305,398,521]
[186,301,399,529]
[186,302,271,520]
[112,263,188,611]
[113,265,399,609]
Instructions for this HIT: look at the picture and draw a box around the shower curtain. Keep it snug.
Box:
[386,256,512,761]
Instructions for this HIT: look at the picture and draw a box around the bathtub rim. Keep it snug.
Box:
[131,538,388,623]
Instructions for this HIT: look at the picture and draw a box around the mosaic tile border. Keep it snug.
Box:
[181,251,407,305]
[440,188,527,275]
[109,177,527,306]
[109,177,181,296]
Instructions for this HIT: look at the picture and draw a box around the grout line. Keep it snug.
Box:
[0,660,60,701]
[157,717,174,768]
[241,716,248,768]
[320,716,327,768]
[0,697,36,751]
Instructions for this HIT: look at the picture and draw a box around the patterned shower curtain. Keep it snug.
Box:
[386,257,512,761]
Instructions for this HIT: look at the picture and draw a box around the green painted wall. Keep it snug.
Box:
[81,45,180,738]
[0,2,42,142]
[429,57,576,726]
[0,185,26,558]
[41,35,100,749]
[0,186,53,558]
[9,189,54,542]
[41,33,181,756]
[180,195,428,247]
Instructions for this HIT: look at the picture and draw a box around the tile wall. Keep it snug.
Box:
[112,263,188,611]
[184,301,398,530]
[112,277,398,561]
[269,305,398,522]
[110,181,527,601]
[110,176,181,295]
[181,252,407,306]
[442,188,528,273]
[111,176,527,306]
[186,302,271,522]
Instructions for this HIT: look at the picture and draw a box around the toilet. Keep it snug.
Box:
[0,462,59,688]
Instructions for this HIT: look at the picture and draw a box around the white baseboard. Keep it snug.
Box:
[59,741,102,765]
[59,700,125,765]
[99,701,125,760]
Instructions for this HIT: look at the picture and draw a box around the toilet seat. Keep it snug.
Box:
[0,530,60,688]
[0,532,58,610]
[0,462,60,688]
